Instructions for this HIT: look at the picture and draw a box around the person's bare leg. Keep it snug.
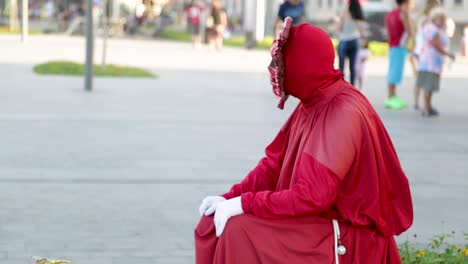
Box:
[428,91,433,112]
[388,83,396,98]
[423,90,431,113]
[209,36,216,50]
[216,36,223,50]
[409,55,418,75]
[413,85,420,109]
[194,34,202,48]
[215,29,223,50]
[194,35,201,45]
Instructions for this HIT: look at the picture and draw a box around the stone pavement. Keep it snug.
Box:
[0,35,467,264]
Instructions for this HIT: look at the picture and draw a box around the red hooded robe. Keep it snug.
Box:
[195,24,413,264]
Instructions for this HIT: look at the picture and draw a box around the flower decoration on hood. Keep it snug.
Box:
[268,17,293,109]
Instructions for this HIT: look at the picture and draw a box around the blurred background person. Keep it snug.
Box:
[207,0,227,51]
[65,2,85,35]
[274,0,305,36]
[42,0,55,21]
[412,0,440,111]
[356,37,371,90]
[384,0,414,110]
[336,0,365,86]
[56,1,70,32]
[185,0,205,49]
[415,7,455,117]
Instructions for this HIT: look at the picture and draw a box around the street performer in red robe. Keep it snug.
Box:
[195,17,413,264]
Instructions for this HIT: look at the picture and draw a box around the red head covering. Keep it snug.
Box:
[283,24,343,103]
[269,21,343,109]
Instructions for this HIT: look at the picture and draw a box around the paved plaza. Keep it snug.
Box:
[0,35,467,263]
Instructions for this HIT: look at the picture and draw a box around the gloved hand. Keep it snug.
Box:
[198,196,226,216]
[214,197,244,237]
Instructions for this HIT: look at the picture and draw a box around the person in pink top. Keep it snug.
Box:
[412,0,441,111]
[385,0,414,110]
[416,7,455,117]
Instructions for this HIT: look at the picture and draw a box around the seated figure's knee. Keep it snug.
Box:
[195,215,215,237]
[220,214,253,238]
[195,214,256,239]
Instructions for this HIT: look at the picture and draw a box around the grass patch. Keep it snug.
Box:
[159,29,274,50]
[224,36,274,50]
[257,37,275,50]
[158,30,192,42]
[399,232,468,264]
[159,29,389,56]
[0,26,41,35]
[224,36,245,47]
[34,61,156,78]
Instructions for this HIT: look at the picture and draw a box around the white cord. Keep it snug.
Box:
[333,219,340,264]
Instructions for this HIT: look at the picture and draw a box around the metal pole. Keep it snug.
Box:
[85,0,94,91]
[21,0,28,43]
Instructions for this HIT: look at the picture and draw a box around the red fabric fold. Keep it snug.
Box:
[195,214,403,264]
[240,153,340,219]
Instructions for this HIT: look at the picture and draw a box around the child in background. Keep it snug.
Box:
[412,0,440,111]
[416,7,455,117]
[355,37,370,90]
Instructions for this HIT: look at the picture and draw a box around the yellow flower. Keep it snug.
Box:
[463,248,468,256]
[417,250,425,257]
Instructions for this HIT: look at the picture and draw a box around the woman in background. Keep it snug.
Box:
[207,0,227,51]
[336,0,365,86]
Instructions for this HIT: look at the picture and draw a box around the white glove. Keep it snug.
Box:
[214,197,244,237]
[198,196,226,216]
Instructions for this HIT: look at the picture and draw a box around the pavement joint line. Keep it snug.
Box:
[0,178,234,184]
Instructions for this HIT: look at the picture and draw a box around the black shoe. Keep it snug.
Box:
[422,108,439,117]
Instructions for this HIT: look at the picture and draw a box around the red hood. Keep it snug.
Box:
[283,24,343,104]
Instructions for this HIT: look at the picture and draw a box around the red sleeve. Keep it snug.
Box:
[221,129,286,200]
[240,97,362,218]
[240,153,340,218]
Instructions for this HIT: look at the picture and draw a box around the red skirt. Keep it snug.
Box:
[195,215,402,264]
